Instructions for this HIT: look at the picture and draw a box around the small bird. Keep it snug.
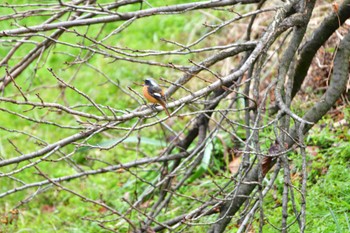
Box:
[143,78,170,117]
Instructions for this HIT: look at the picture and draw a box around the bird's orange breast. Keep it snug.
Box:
[143,85,159,104]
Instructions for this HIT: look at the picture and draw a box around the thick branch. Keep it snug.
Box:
[207,25,350,233]
[0,18,273,167]
[291,0,350,98]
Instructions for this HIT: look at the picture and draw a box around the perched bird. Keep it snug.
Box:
[143,78,170,117]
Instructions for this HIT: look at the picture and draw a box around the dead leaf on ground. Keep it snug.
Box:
[98,207,108,213]
[322,166,329,175]
[306,146,319,157]
[291,172,301,183]
[123,192,130,201]
[140,200,151,209]
[41,205,55,213]
[229,156,241,174]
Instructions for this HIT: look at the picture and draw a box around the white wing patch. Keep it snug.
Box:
[153,93,162,98]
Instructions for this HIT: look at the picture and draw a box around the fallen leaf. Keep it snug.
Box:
[123,192,130,201]
[140,200,151,208]
[98,207,108,213]
[41,205,55,213]
[306,146,319,157]
[229,156,241,174]
[291,172,301,183]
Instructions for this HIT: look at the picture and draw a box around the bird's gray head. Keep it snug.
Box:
[144,78,158,87]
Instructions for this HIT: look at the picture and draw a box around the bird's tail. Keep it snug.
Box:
[159,101,171,117]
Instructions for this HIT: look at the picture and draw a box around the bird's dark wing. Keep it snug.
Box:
[149,86,166,102]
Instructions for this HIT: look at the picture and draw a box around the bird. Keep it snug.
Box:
[143,78,170,117]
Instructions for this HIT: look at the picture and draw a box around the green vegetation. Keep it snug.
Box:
[1,1,349,232]
[261,117,350,232]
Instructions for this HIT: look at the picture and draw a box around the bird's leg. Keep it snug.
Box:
[146,103,158,112]
[151,104,159,111]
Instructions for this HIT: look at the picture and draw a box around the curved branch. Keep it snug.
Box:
[0,151,189,199]
[0,38,261,168]
[207,23,350,233]
[0,0,141,90]
[291,0,350,98]
[0,0,259,37]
